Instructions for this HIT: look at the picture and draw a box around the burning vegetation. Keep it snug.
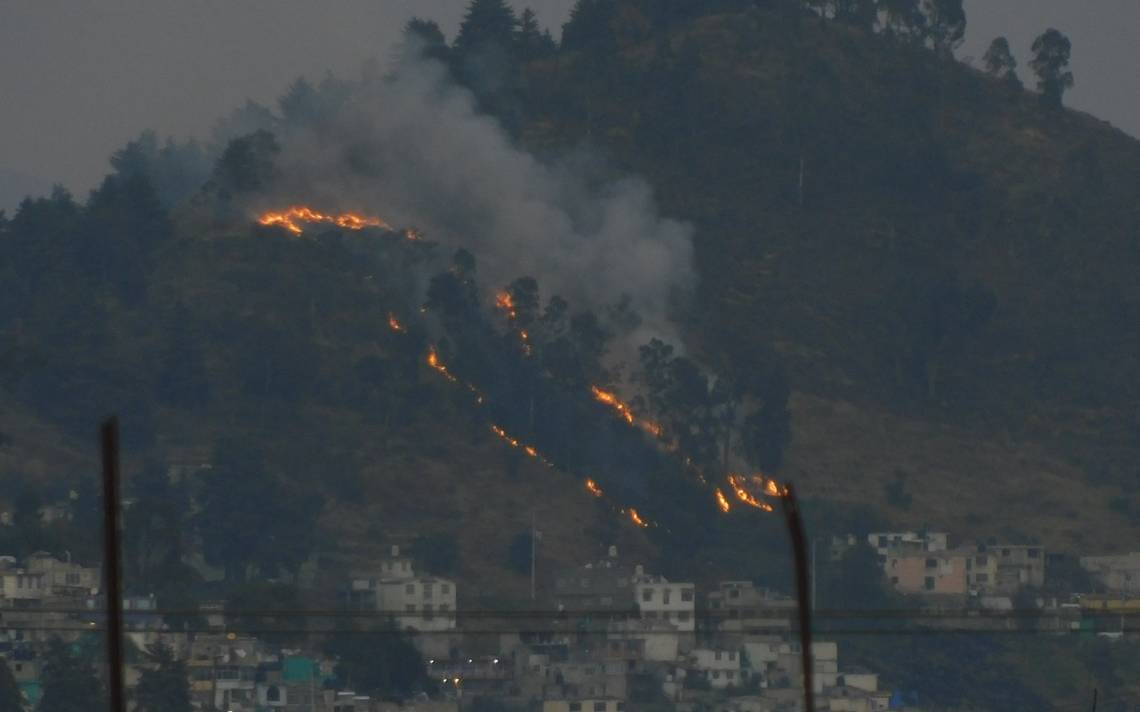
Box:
[347,208,790,536]
[257,206,389,235]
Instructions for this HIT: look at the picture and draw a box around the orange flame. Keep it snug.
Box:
[591,386,636,425]
[727,474,773,511]
[388,313,406,333]
[494,292,518,320]
[257,206,389,235]
[715,488,731,513]
[628,508,648,528]
[585,479,604,497]
[751,474,788,498]
[426,346,458,383]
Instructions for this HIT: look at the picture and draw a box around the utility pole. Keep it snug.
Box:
[530,511,537,602]
[100,418,126,712]
[811,538,818,612]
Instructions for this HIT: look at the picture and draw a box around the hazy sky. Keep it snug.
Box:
[2,0,1137,210]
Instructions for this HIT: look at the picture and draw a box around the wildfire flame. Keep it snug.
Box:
[257,206,389,235]
[590,386,636,425]
[388,313,406,333]
[727,474,774,512]
[715,488,731,513]
[585,479,604,497]
[751,474,788,498]
[628,508,648,528]
[494,292,518,320]
[426,347,458,383]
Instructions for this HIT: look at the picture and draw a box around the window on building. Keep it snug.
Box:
[1028,549,1040,558]
[728,589,739,599]
[727,671,735,680]
[878,536,887,547]
[678,611,691,622]
[976,573,989,582]
[406,604,416,612]
[594,703,606,712]
[977,556,988,566]
[439,604,450,612]
[712,671,720,679]
[569,704,581,712]
[405,583,415,594]
[924,577,935,591]
[424,583,433,598]
[423,604,434,620]
[681,588,694,602]
[925,558,937,569]
[663,590,671,605]
[267,686,281,702]
[1002,548,1011,556]
[966,559,973,570]
[642,588,653,602]
[441,583,451,594]
[729,652,736,661]
[715,651,722,661]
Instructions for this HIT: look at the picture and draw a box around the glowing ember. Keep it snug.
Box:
[628,508,648,528]
[727,474,774,511]
[715,488,731,513]
[491,424,520,448]
[257,206,389,235]
[590,386,636,425]
[639,420,664,438]
[494,292,518,320]
[585,479,604,497]
[751,474,788,498]
[426,346,458,383]
[388,313,406,333]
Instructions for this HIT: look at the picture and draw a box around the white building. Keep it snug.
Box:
[634,576,695,632]
[347,546,457,633]
[688,648,746,690]
[26,552,100,598]
[867,531,948,562]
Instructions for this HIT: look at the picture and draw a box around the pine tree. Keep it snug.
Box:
[516,8,555,61]
[454,0,519,60]
[39,639,106,712]
[399,17,451,66]
[134,643,192,712]
[1030,28,1074,109]
[562,0,617,53]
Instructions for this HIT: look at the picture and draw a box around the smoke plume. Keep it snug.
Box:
[270,57,695,352]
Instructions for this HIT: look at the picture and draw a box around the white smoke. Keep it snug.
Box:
[273,57,695,352]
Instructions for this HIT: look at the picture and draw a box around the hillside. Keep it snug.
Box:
[517,8,1140,551]
[1,2,1138,609]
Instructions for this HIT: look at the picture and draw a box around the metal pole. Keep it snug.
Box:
[100,417,127,712]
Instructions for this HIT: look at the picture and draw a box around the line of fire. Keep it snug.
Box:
[255,205,788,538]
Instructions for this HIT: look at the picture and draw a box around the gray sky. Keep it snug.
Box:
[2,0,1137,210]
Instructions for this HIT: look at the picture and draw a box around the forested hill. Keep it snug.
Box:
[1,0,1138,606]
[511,3,1140,545]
